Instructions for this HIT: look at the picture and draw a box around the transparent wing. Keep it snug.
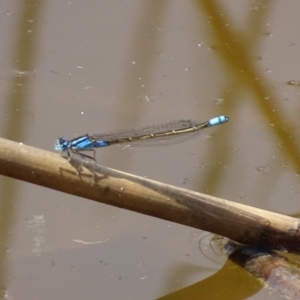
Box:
[90,120,206,147]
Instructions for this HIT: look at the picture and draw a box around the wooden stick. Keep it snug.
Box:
[0,137,299,250]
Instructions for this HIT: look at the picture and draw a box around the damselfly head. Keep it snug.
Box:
[55,137,69,151]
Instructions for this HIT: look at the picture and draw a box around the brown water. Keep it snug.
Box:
[0,1,299,299]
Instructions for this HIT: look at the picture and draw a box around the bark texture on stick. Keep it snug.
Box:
[0,137,299,250]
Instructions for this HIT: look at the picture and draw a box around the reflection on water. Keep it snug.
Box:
[197,232,228,265]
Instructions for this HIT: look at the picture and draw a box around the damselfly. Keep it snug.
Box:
[55,115,229,159]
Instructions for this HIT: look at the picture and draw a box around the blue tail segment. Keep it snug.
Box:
[207,115,229,127]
